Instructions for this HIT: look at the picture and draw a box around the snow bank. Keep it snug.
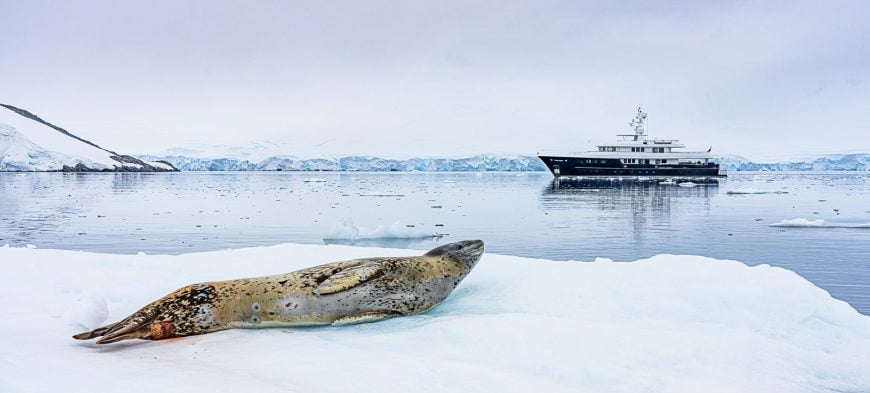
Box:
[770,218,870,228]
[1,244,869,393]
[324,219,442,240]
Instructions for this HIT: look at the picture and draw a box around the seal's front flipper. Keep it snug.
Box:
[315,263,393,295]
[332,311,401,326]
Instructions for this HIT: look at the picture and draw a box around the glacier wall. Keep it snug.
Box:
[136,153,870,172]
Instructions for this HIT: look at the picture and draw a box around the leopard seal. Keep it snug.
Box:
[73,240,484,344]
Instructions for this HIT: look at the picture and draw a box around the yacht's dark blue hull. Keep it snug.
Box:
[538,156,723,177]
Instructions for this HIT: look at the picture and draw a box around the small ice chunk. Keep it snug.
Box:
[771,218,826,227]
[324,218,442,240]
[727,189,788,195]
[358,191,405,197]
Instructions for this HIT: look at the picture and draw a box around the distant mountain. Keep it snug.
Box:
[0,104,177,172]
[139,150,870,172]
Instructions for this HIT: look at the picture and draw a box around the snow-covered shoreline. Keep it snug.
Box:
[1,243,869,392]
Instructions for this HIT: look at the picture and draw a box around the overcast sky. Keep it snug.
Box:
[1,0,868,160]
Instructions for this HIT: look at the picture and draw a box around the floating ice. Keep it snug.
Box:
[323,218,442,240]
[770,218,825,227]
[678,182,697,187]
[727,189,789,195]
[770,218,870,228]
[358,191,405,197]
[1,244,868,392]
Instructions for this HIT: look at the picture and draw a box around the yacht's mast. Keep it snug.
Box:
[629,106,647,141]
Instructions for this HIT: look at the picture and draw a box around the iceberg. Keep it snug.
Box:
[323,219,441,240]
[1,243,869,392]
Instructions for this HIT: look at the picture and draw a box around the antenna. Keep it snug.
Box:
[629,106,647,137]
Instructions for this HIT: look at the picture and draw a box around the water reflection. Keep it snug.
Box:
[540,178,719,245]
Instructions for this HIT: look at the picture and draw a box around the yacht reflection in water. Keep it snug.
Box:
[540,177,720,246]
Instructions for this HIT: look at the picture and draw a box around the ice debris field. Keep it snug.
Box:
[1,243,869,393]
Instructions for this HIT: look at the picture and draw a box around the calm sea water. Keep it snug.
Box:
[2,172,869,313]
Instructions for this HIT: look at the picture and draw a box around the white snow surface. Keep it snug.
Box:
[0,106,118,170]
[146,160,174,171]
[0,244,870,393]
[1,243,869,393]
[324,219,441,240]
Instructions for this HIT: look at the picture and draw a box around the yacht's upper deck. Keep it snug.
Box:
[540,107,713,161]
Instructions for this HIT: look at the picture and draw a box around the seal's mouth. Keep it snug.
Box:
[460,240,485,256]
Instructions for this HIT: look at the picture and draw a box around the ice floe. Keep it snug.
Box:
[1,243,869,392]
[727,188,789,195]
[770,218,870,228]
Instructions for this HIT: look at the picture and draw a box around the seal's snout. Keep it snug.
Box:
[424,240,485,260]
[461,240,485,255]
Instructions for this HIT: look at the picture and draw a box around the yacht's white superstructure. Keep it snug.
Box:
[538,108,724,177]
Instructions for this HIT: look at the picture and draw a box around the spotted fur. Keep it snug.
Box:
[73,240,485,344]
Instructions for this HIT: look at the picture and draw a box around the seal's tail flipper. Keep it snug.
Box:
[72,305,160,344]
[72,323,116,340]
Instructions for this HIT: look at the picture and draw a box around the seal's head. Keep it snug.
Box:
[424,240,485,269]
